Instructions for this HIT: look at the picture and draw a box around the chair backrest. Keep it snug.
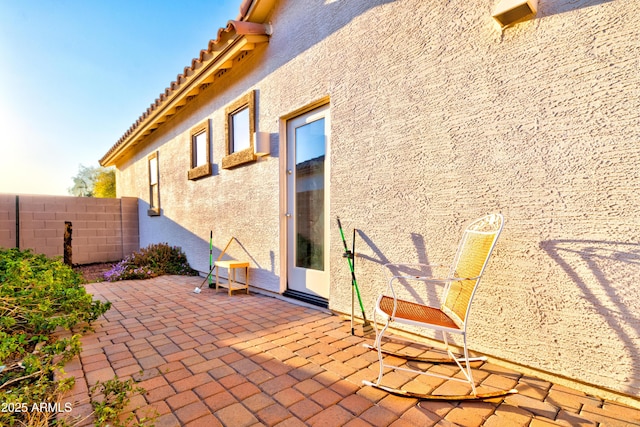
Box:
[441,213,504,329]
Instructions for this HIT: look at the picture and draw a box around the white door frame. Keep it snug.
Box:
[278,98,331,300]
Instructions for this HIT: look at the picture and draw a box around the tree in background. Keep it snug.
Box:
[94,168,116,198]
[68,164,116,198]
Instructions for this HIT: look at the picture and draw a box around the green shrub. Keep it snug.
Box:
[91,376,155,427]
[104,243,197,282]
[0,248,129,426]
[0,248,110,358]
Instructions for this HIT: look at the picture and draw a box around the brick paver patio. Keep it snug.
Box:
[60,275,640,426]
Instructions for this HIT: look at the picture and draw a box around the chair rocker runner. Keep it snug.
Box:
[362,213,517,400]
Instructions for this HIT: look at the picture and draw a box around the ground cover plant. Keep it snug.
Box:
[0,248,151,426]
[103,243,197,282]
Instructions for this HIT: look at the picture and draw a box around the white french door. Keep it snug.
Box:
[285,105,330,302]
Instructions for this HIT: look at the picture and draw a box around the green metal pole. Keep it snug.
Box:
[208,230,213,287]
[337,217,368,321]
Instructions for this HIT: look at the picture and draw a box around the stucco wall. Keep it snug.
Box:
[114,77,283,292]
[113,0,640,398]
[0,194,139,265]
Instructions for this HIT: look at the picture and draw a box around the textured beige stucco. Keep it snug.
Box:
[112,0,640,399]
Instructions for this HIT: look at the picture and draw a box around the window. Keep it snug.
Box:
[222,90,256,169]
[231,107,250,152]
[194,132,207,166]
[148,152,160,216]
[188,120,212,180]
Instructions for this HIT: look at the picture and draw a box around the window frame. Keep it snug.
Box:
[222,90,257,169]
[188,119,212,180]
[148,151,160,216]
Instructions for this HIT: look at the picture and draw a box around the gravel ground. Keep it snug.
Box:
[73,262,114,283]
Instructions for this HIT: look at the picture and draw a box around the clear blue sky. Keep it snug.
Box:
[0,0,244,196]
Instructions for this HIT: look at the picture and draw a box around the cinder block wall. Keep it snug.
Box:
[0,194,17,249]
[0,194,139,265]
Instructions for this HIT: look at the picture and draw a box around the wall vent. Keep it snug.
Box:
[492,0,538,27]
[236,50,250,62]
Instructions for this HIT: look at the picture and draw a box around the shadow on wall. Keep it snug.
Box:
[287,0,396,46]
[541,239,640,395]
[350,228,443,309]
[244,1,398,159]
[539,0,615,18]
[138,200,279,290]
[238,0,396,94]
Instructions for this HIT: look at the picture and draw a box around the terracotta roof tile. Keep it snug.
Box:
[237,0,252,20]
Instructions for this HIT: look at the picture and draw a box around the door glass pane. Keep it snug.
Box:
[295,118,325,271]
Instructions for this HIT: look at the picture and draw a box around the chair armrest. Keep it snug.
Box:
[389,274,480,282]
[384,274,480,302]
[384,262,446,269]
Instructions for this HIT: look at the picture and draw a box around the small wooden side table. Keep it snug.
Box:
[214,260,250,295]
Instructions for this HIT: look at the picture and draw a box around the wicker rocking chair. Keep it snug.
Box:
[363,213,516,400]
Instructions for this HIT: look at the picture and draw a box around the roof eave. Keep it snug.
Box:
[100,21,270,167]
